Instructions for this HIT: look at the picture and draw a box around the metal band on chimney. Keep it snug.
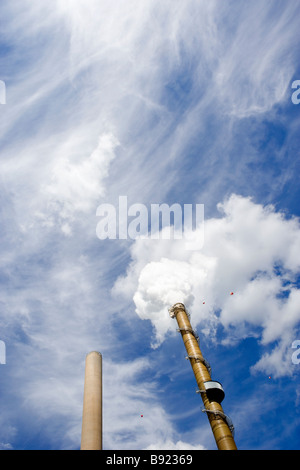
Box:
[202,408,235,436]
[177,327,199,342]
[185,355,212,375]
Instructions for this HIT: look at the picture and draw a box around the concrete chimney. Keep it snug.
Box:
[81,351,102,450]
[169,303,237,450]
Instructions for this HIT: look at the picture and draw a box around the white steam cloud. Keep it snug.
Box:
[114,194,300,376]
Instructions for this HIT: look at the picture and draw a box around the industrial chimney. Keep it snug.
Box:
[169,303,237,450]
[81,351,103,450]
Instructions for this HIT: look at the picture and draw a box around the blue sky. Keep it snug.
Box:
[0,0,300,450]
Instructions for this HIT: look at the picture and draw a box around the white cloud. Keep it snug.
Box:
[44,132,119,223]
[2,0,299,240]
[132,256,209,348]
[0,443,13,450]
[212,2,298,117]
[145,440,206,450]
[0,414,16,451]
[115,194,300,376]
[103,359,175,450]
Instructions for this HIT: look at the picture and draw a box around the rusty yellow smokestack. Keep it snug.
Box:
[169,303,237,450]
[81,351,103,450]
